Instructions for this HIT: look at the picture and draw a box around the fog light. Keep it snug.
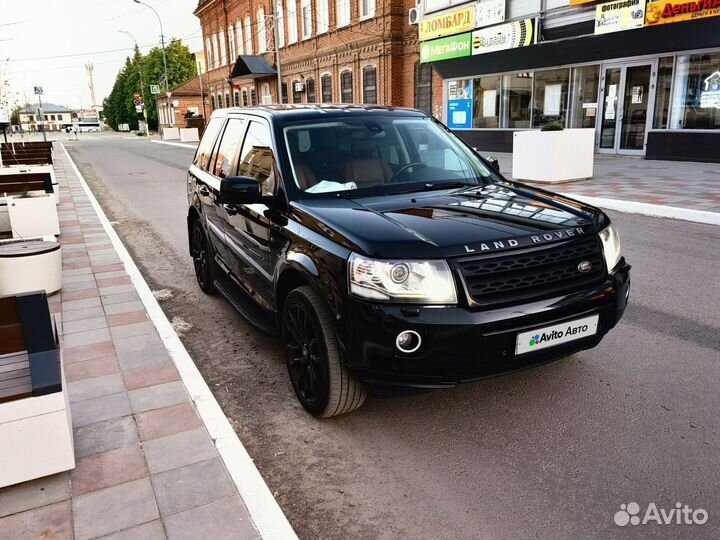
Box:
[396,330,421,354]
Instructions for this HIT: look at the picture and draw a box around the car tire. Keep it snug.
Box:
[190,219,216,294]
[282,286,366,418]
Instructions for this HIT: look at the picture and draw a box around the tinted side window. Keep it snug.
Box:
[211,118,246,178]
[192,117,224,171]
[237,121,277,196]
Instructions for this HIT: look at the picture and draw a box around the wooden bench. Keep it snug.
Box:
[0,291,74,487]
[0,142,53,166]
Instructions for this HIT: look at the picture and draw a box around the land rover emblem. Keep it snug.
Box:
[578,261,592,273]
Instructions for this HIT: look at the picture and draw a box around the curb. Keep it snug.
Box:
[61,143,298,540]
[150,139,198,150]
[561,193,720,226]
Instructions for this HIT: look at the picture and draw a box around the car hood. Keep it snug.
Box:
[291,182,607,259]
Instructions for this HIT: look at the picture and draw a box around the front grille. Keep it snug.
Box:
[456,236,606,307]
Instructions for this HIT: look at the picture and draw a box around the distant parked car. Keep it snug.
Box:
[186,105,631,417]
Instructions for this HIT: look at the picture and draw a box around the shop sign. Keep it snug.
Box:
[645,0,720,25]
[476,0,506,28]
[471,19,533,56]
[595,0,646,34]
[420,33,472,63]
[419,6,474,41]
[700,71,720,108]
[447,80,473,129]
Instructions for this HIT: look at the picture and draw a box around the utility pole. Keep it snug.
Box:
[271,1,283,104]
[133,0,169,93]
[37,93,46,142]
[197,58,206,119]
[86,63,97,106]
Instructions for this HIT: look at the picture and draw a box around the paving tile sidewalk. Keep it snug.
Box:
[486,152,720,214]
[0,151,260,540]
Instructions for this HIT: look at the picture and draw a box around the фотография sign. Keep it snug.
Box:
[595,0,646,34]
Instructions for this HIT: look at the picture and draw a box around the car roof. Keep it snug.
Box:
[209,104,428,123]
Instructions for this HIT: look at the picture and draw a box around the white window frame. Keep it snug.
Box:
[261,83,272,105]
[244,16,253,55]
[236,22,244,55]
[317,0,329,34]
[336,0,350,28]
[287,0,298,44]
[340,69,354,103]
[258,8,267,53]
[361,63,378,104]
[219,29,227,66]
[276,1,285,47]
[212,34,219,68]
[228,24,236,60]
[360,0,375,20]
[205,36,213,69]
[301,0,312,40]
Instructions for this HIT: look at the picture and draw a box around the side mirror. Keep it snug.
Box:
[219,176,260,205]
[485,157,501,173]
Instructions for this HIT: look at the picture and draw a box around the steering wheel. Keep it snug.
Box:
[389,162,427,183]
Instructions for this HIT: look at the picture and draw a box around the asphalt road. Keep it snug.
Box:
[67,136,720,540]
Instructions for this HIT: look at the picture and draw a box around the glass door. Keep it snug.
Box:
[597,61,657,155]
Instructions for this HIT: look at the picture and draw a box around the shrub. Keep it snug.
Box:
[541,124,564,132]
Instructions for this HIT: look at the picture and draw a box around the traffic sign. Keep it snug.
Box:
[150,85,160,95]
[34,86,43,95]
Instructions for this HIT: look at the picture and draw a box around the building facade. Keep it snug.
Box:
[19,104,73,132]
[193,0,443,118]
[416,0,720,162]
[157,78,207,129]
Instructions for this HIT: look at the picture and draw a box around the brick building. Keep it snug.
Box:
[193,0,442,119]
[157,78,206,130]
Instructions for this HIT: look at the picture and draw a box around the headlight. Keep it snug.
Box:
[599,224,622,271]
[348,253,457,304]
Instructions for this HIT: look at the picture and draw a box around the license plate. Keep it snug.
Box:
[515,314,599,355]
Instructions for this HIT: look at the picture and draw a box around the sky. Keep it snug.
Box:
[1,0,202,110]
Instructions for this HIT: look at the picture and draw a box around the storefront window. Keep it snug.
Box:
[501,73,531,128]
[653,57,674,129]
[472,76,501,128]
[569,65,600,129]
[669,52,720,130]
[532,68,570,128]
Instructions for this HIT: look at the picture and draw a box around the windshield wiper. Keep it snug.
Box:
[389,182,471,195]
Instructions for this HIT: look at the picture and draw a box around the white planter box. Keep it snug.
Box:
[512,128,595,183]
[163,127,180,140]
[0,165,58,202]
[0,364,74,488]
[8,196,60,237]
[179,128,199,143]
[0,239,62,295]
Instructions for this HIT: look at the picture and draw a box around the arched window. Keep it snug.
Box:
[251,88,257,106]
[225,92,231,109]
[205,37,213,69]
[211,94,216,110]
[242,89,248,106]
[236,22,244,55]
[276,1,285,47]
[282,82,288,104]
[306,78,316,103]
[258,8,267,53]
[292,80,302,103]
[340,70,353,103]
[321,74,332,103]
[212,34,219,68]
[336,0,350,27]
[244,16,253,54]
[228,25,236,60]
[317,0,328,33]
[217,93,223,108]
[414,63,433,115]
[287,0,298,43]
[261,83,272,105]
[219,30,227,65]
[234,91,240,107]
[362,65,377,104]
[301,0,312,38]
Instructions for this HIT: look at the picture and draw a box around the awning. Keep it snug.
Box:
[230,55,277,80]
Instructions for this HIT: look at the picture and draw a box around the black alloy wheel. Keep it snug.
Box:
[190,220,215,294]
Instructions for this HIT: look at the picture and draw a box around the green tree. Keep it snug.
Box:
[10,104,27,125]
[103,39,197,131]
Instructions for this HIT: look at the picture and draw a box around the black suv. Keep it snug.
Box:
[187,105,630,417]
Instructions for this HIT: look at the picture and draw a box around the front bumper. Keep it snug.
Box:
[338,260,630,389]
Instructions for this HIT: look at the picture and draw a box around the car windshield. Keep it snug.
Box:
[283,116,497,197]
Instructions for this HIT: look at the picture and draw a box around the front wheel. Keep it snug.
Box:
[190,219,216,294]
[282,286,366,418]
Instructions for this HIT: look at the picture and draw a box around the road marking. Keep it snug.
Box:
[150,139,198,149]
[61,143,298,540]
[561,194,720,226]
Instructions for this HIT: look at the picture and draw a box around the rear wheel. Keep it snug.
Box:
[190,219,216,294]
[282,286,366,417]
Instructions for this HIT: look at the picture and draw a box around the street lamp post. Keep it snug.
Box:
[119,30,150,133]
[132,0,169,93]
